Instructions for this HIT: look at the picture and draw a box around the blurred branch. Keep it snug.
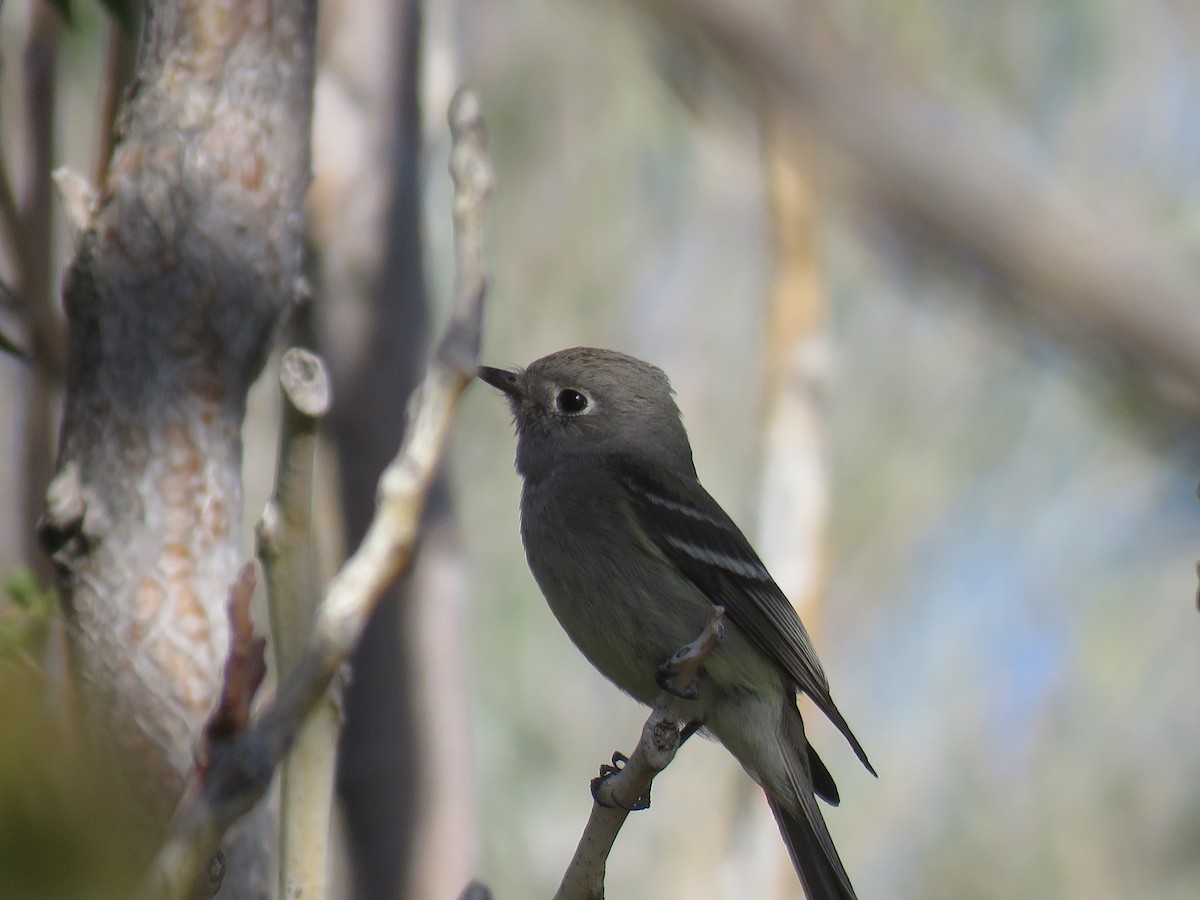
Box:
[757,129,827,625]
[8,2,64,587]
[0,141,18,248]
[554,607,725,900]
[751,128,829,898]
[636,0,1200,398]
[137,86,493,899]
[256,340,337,900]
[17,0,64,376]
[93,18,136,189]
[311,2,464,892]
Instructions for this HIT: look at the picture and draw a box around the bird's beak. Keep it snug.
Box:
[477,365,526,400]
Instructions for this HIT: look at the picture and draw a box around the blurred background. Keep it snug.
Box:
[2,0,1199,898]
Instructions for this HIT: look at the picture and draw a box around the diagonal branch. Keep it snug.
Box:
[137,86,493,899]
[554,607,726,900]
[636,0,1200,398]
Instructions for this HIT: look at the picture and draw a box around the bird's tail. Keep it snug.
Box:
[768,706,858,900]
[766,791,857,900]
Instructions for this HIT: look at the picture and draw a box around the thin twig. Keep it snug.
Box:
[554,607,726,900]
[259,341,331,670]
[137,86,493,899]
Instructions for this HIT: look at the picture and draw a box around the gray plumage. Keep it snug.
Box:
[479,347,873,900]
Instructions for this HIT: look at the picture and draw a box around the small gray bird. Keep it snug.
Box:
[479,347,874,900]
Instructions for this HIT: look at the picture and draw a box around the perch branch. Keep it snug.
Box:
[138,86,493,899]
[554,607,726,900]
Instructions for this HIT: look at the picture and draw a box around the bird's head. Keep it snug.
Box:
[478,347,696,480]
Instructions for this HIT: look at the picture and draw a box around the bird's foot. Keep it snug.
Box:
[656,657,700,700]
[590,752,652,811]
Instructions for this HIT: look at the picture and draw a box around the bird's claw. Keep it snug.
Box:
[590,751,651,811]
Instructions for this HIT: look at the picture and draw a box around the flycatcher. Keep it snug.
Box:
[479,346,873,900]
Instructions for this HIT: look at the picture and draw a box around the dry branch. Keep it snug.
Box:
[637,0,1200,398]
[256,340,337,900]
[138,86,493,898]
[554,607,726,900]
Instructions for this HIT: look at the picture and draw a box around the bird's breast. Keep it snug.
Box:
[519,472,710,705]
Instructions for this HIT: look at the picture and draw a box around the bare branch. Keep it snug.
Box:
[256,336,337,900]
[442,86,493,373]
[17,0,64,376]
[636,0,1200,398]
[138,86,494,899]
[258,343,331,663]
[555,607,726,900]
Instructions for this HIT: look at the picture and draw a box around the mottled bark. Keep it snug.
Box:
[40,2,318,895]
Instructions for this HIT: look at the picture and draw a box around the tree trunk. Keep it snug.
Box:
[309,1,435,895]
[41,2,318,895]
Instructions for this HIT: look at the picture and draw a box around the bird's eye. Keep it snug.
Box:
[555,389,589,415]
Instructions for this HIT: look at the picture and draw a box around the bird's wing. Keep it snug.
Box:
[614,456,876,776]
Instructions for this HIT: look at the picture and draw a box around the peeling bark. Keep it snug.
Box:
[41,2,318,895]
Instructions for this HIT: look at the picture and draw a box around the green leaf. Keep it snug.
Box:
[4,568,57,617]
[1,569,57,664]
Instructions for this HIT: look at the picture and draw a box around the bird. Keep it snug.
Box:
[478,346,873,900]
